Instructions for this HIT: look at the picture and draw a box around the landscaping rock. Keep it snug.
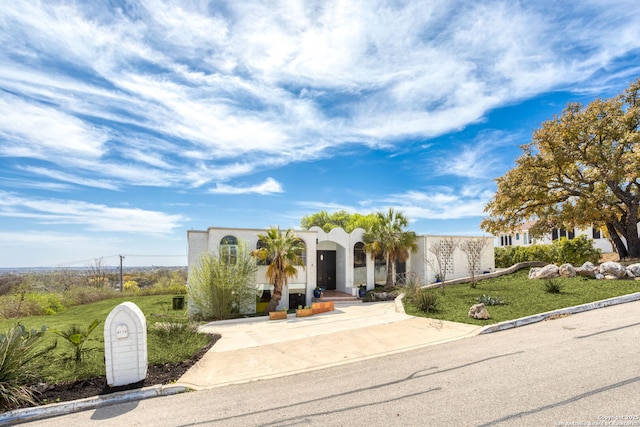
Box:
[372,292,394,301]
[595,273,605,280]
[576,262,597,278]
[528,267,541,279]
[626,263,640,277]
[531,264,559,279]
[599,261,626,279]
[559,263,576,278]
[468,303,490,320]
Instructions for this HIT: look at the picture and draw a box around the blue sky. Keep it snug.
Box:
[1,1,640,268]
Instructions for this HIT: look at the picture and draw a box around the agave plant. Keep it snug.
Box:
[0,324,48,410]
[53,319,100,363]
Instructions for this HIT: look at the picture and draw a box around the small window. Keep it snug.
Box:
[592,228,601,239]
[515,233,520,240]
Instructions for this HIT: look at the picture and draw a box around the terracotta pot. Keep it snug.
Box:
[296,308,313,317]
[269,311,287,320]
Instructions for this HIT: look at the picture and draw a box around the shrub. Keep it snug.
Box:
[476,294,506,306]
[123,280,140,294]
[0,324,48,410]
[63,286,117,306]
[495,236,601,267]
[139,283,187,296]
[544,279,562,294]
[414,289,439,313]
[0,293,65,319]
[551,236,602,266]
[399,273,423,302]
[188,242,258,320]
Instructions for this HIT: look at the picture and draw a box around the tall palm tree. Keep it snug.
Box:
[252,226,305,313]
[363,208,418,288]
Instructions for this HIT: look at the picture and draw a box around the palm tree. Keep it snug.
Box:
[363,208,418,288]
[252,226,305,313]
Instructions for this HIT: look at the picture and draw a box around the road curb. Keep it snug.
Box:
[0,384,189,425]
[480,292,640,334]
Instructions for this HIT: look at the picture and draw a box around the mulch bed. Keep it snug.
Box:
[22,334,220,409]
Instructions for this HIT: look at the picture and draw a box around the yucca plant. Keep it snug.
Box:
[544,279,563,294]
[415,288,439,313]
[0,324,48,410]
[53,319,100,364]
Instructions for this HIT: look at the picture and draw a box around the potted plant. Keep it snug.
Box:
[313,286,322,298]
[435,274,442,283]
[358,285,367,298]
[269,306,288,320]
[296,305,313,317]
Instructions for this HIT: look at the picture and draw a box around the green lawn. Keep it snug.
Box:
[0,295,211,384]
[404,270,640,325]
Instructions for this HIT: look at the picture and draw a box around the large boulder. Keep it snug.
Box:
[559,263,576,278]
[468,303,490,320]
[528,267,541,279]
[531,264,560,279]
[626,263,640,277]
[576,262,597,278]
[599,261,626,279]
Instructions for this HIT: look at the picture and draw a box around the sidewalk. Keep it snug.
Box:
[177,301,482,389]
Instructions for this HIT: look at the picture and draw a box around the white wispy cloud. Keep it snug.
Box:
[360,187,496,221]
[19,166,120,191]
[208,177,284,195]
[433,130,524,179]
[0,191,184,234]
[2,0,639,191]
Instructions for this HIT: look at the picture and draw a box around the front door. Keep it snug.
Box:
[317,250,336,290]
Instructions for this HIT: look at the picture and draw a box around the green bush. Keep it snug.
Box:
[139,283,187,296]
[414,289,439,313]
[188,243,258,320]
[495,236,601,268]
[399,273,423,302]
[551,236,602,266]
[0,293,65,319]
[0,324,48,410]
[63,286,117,306]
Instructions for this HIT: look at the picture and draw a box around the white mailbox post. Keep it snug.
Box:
[104,302,148,387]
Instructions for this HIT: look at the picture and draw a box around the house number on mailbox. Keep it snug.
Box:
[116,324,129,339]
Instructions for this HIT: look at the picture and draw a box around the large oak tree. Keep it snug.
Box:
[482,78,640,259]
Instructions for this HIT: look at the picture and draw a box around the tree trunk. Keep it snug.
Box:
[625,205,640,259]
[385,255,394,288]
[606,222,628,259]
[266,282,282,313]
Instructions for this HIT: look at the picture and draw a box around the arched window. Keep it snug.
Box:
[353,242,366,268]
[295,239,307,266]
[220,235,238,264]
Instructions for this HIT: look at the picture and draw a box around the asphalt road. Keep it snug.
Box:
[22,300,640,426]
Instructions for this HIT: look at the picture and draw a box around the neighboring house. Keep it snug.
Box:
[495,220,613,253]
[187,226,495,312]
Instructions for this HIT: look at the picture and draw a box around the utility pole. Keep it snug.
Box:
[119,255,125,292]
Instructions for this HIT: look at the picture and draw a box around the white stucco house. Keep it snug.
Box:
[495,220,613,253]
[187,226,495,312]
